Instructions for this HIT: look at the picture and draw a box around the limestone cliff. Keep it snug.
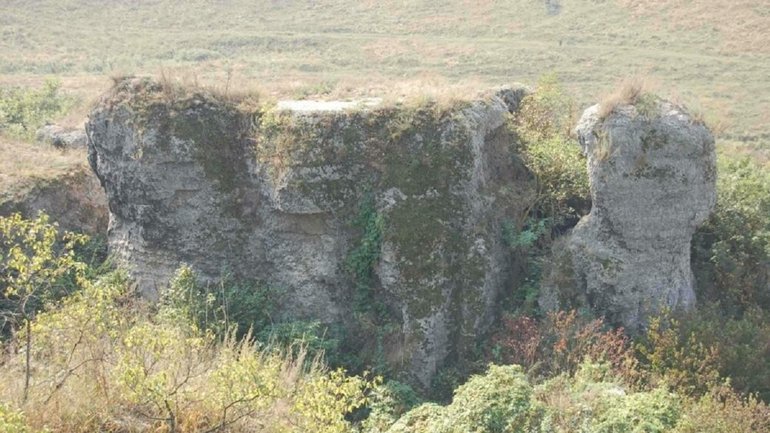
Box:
[86,78,534,385]
[541,97,717,330]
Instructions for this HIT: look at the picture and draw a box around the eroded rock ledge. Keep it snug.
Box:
[86,78,534,385]
[541,97,717,331]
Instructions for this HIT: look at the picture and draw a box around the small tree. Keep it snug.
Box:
[0,212,87,402]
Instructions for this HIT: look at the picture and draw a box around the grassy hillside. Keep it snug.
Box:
[0,0,768,158]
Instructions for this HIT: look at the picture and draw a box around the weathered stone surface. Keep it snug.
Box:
[86,78,534,385]
[0,166,108,235]
[36,124,88,149]
[541,98,717,330]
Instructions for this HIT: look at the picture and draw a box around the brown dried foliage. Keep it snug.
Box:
[490,310,639,384]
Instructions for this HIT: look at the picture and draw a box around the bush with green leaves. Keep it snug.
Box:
[692,154,770,313]
[161,265,279,339]
[162,265,345,366]
[377,361,689,433]
[514,73,589,222]
[489,310,639,384]
[385,365,539,433]
[637,306,770,401]
[0,79,76,140]
[0,212,89,403]
[0,404,42,433]
[674,384,770,433]
[361,380,423,433]
[537,362,681,433]
[502,74,590,315]
[0,266,372,433]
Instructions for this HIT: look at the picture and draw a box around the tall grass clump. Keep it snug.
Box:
[597,76,655,120]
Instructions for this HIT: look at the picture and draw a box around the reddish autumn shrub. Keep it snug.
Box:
[490,310,638,384]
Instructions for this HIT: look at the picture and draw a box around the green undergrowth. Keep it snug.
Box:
[497,74,589,316]
[345,192,384,310]
[0,79,77,141]
[1,213,373,433]
[692,153,770,313]
[2,211,770,431]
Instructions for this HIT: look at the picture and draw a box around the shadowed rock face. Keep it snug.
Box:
[0,167,108,235]
[541,98,717,331]
[86,78,534,385]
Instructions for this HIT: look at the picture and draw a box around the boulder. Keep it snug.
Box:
[36,124,88,149]
[86,78,535,385]
[541,97,717,330]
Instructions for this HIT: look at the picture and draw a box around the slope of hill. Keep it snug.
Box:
[0,0,768,151]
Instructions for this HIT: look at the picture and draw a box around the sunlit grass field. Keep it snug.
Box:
[1,0,768,159]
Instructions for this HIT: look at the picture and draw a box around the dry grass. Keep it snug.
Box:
[1,0,767,143]
[597,76,655,120]
[0,135,87,199]
[105,69,265,112]
[0,277,368,433]
[619,0,770,54]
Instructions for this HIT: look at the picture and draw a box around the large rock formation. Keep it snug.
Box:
[86,78,534,385]
[541,97,717,330]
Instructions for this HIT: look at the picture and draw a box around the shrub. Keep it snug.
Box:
[638,306,770,401]
[0,212,88,403]
[0,268,372,433]
[0,404,40,433]
[361,380,422,433]
[162,265,345,366]
[692,154,770,312]
[161,265,279,339]
[514,74,589,222]
[257,320,341,361]
[536,362,681,433]
[384,361,686,433]
[673,384,770,433]
[517,134,589,220]
[490,310,639,384]
[507,74,589,317]
[635,313,722,397]
[387,365,540,433]
[0,80,76,140]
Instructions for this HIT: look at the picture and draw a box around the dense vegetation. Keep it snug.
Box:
[1,73,770,432]
[1,214,768,432]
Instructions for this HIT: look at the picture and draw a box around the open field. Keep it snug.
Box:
[0,0,768,146]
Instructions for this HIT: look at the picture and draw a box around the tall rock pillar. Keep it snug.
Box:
[542,96,717,330]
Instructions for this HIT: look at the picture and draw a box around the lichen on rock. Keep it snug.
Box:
[86,78,534,385]
[540,96,717,331]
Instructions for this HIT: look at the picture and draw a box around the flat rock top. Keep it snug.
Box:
[275,98,383,113]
